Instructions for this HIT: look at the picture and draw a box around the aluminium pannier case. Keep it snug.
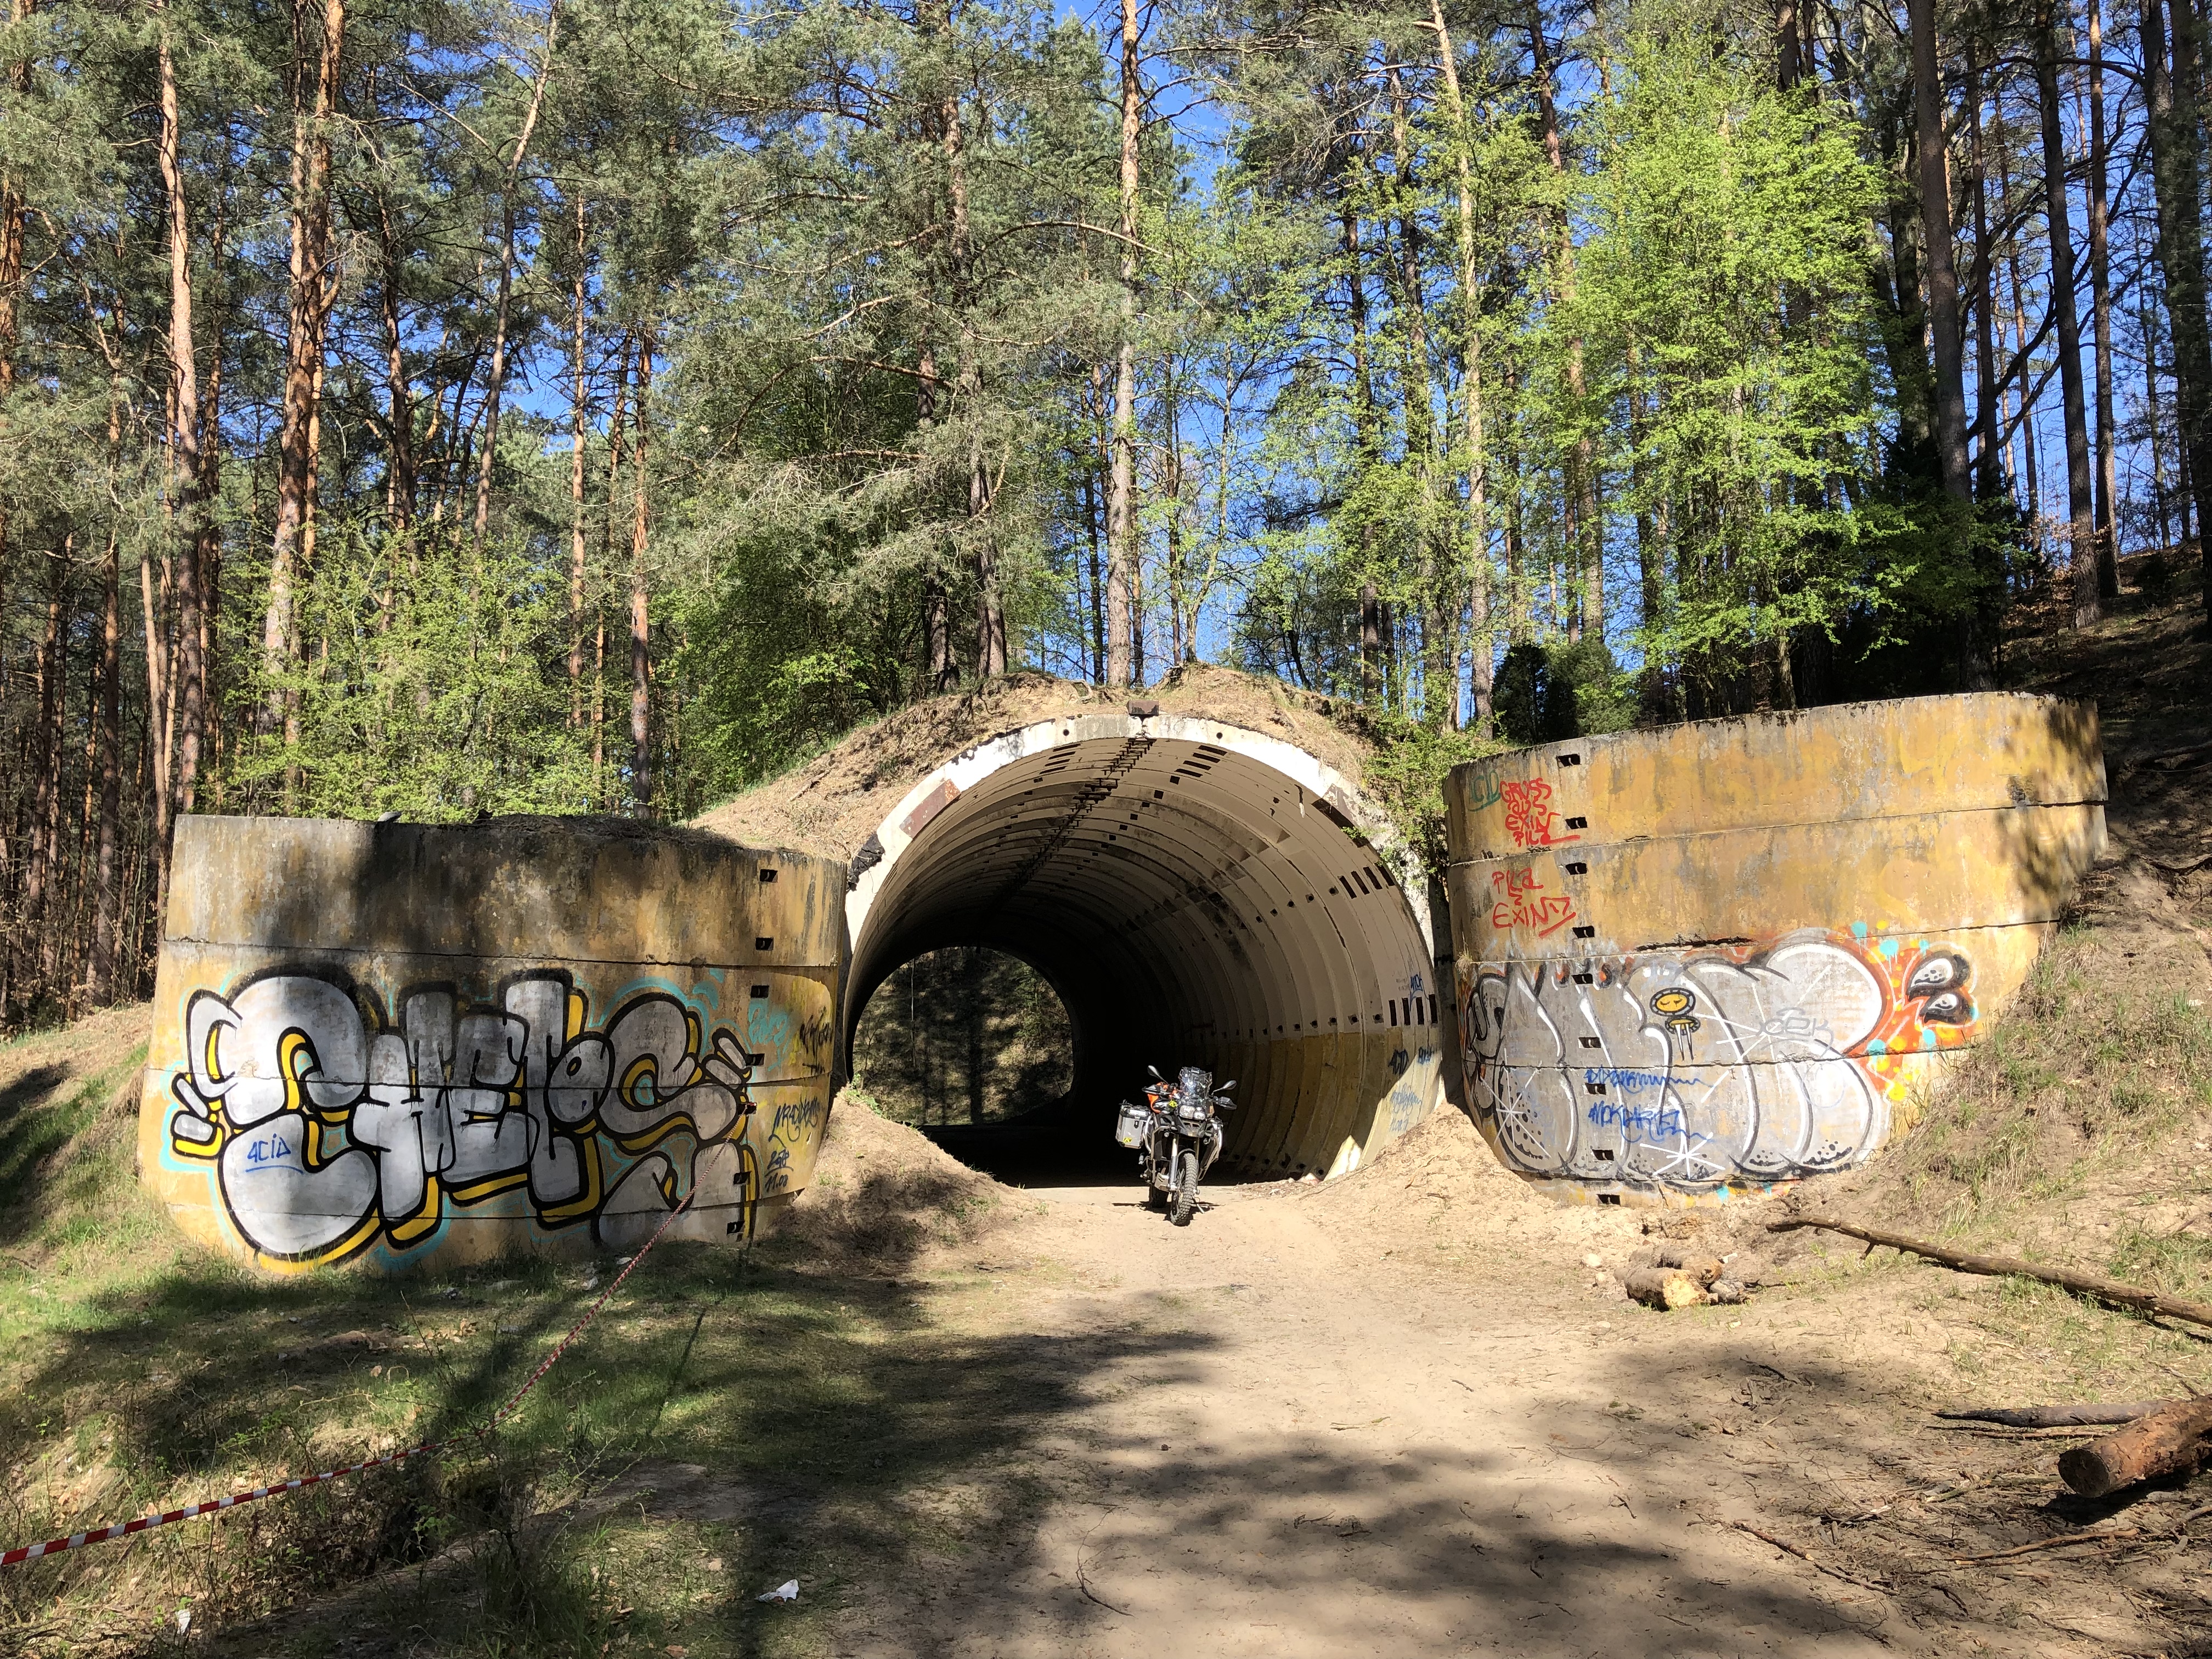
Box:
[1114,1101,1151,1148]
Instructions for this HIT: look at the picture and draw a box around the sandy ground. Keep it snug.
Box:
[774,1105,2208,1659]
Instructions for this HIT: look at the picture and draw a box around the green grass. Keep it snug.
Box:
[1881,927,2212,1234]
[2109,1223,2212,1302]
[0,1045,1117,1658]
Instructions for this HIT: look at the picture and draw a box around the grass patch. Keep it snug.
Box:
[2108,1224,2212,1302]
[0,1032,1151,1658]
[1883,927,2212,1233]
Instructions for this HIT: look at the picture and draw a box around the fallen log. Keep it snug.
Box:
[1937,1402,2172,1429]
[1767,1218,2212,1329]
[2057,1398,2212,1499]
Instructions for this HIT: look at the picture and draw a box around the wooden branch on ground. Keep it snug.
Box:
[1726,1521,1891,1593]
[1767,1218,2212,1329]
[1954,1527,2142,1562]
[1937,1402,2172,1427]
[2058,1397,2212,1498]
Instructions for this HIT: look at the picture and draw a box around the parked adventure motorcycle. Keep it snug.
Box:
[1115,1065,1236,1226]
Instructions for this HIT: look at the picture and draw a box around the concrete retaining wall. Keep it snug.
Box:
[138,816,843,1272]
[1443,694,2105,1203]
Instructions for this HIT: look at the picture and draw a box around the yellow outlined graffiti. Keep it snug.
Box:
[160,967,799,1267]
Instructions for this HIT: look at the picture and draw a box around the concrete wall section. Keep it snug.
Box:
[1444,694,2105,1204]
[139,817,844,1272]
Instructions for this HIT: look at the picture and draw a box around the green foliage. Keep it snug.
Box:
[1491,644,1576,745]
[232,533,602,821]
[1,0,2157,1036]
[1490,639,1633,746]
[1570,18,1942,702]
[1359,714,1505,875]
[852,948,1073,1125]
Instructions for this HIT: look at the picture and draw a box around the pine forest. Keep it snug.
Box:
[1,0,2208,1030]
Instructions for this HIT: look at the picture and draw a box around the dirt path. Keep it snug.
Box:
[824,1172,1922,1659]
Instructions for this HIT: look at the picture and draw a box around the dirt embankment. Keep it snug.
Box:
[765,1090,1019,1273]
[690,663,1380,864]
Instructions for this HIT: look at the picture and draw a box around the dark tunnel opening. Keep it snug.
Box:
[842,714,1454,1186]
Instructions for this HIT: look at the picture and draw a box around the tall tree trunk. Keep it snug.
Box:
[138,549,170,925]
[567,195,589,725]
[1876,108,1935,462]
[471,8,555,547]
[92,519,120,1004]
[1907,0,1973,500]
[1387,65,1452,724]
[1345,202,1383,703]
[376,189,415,532]
[2144,0,2212,613]
[0,2,21,745]
[156,24,205,822]
[1630,354,1667,719]
[591,605,606,807]
[2142,218,2176,551]
[1428,0,1493,729]
[918,344,955,691]
[1967,42,2002,496]
[196,273,222,803]
[1529,8,1605,637]
[629,329,653,815]
[26,543,67,1001]
[969,454,1006,674]
[2036,0,2100,627]
[2086,0,2121,595]
[263,0,345,740]
[596,333,628,801]
[1106,0,1140,689]
[1084,428,1106,684]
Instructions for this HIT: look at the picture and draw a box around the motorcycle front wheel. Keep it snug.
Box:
[1171,1149,1199,1226]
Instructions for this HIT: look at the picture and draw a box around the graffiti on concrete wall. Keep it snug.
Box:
[1488,866,1579,938]
[1500,778,1579,851]
[1458,928,1976,1188]
[159,967,828,1266]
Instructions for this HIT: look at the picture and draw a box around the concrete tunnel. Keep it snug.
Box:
[131,690,2109,1272]
[842,710,1454,1180]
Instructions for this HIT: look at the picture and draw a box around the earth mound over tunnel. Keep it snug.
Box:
[695,668,1454,1182]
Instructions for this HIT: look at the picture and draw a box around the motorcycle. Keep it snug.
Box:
[1115,1064,1236,1226]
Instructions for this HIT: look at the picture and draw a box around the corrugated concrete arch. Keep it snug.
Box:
[846,710,1448,1180]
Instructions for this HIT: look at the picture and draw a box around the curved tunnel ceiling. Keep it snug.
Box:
[844,713,1453,1178]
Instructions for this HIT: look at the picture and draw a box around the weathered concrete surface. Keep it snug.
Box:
[1445,693,2105,1203]
[843,713,1447,1182]
[139,816,843,1272]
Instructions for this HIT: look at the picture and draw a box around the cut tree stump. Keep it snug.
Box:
[1621,1267,1709,1310]
[2057,1398,2212,1498]
[1649,1248,1725,1285]
[1938,1403,2172,1428]
[1767,1217,2212,1329]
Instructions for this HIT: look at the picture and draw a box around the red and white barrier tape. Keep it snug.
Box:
[2,1194,697,1571]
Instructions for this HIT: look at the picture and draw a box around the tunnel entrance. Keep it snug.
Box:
[843,712,1451,1184]
[851,946,1074,1126]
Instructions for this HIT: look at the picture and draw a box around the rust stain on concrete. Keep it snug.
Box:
[139,816,845,1274]
[1444,693,2105,1205]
